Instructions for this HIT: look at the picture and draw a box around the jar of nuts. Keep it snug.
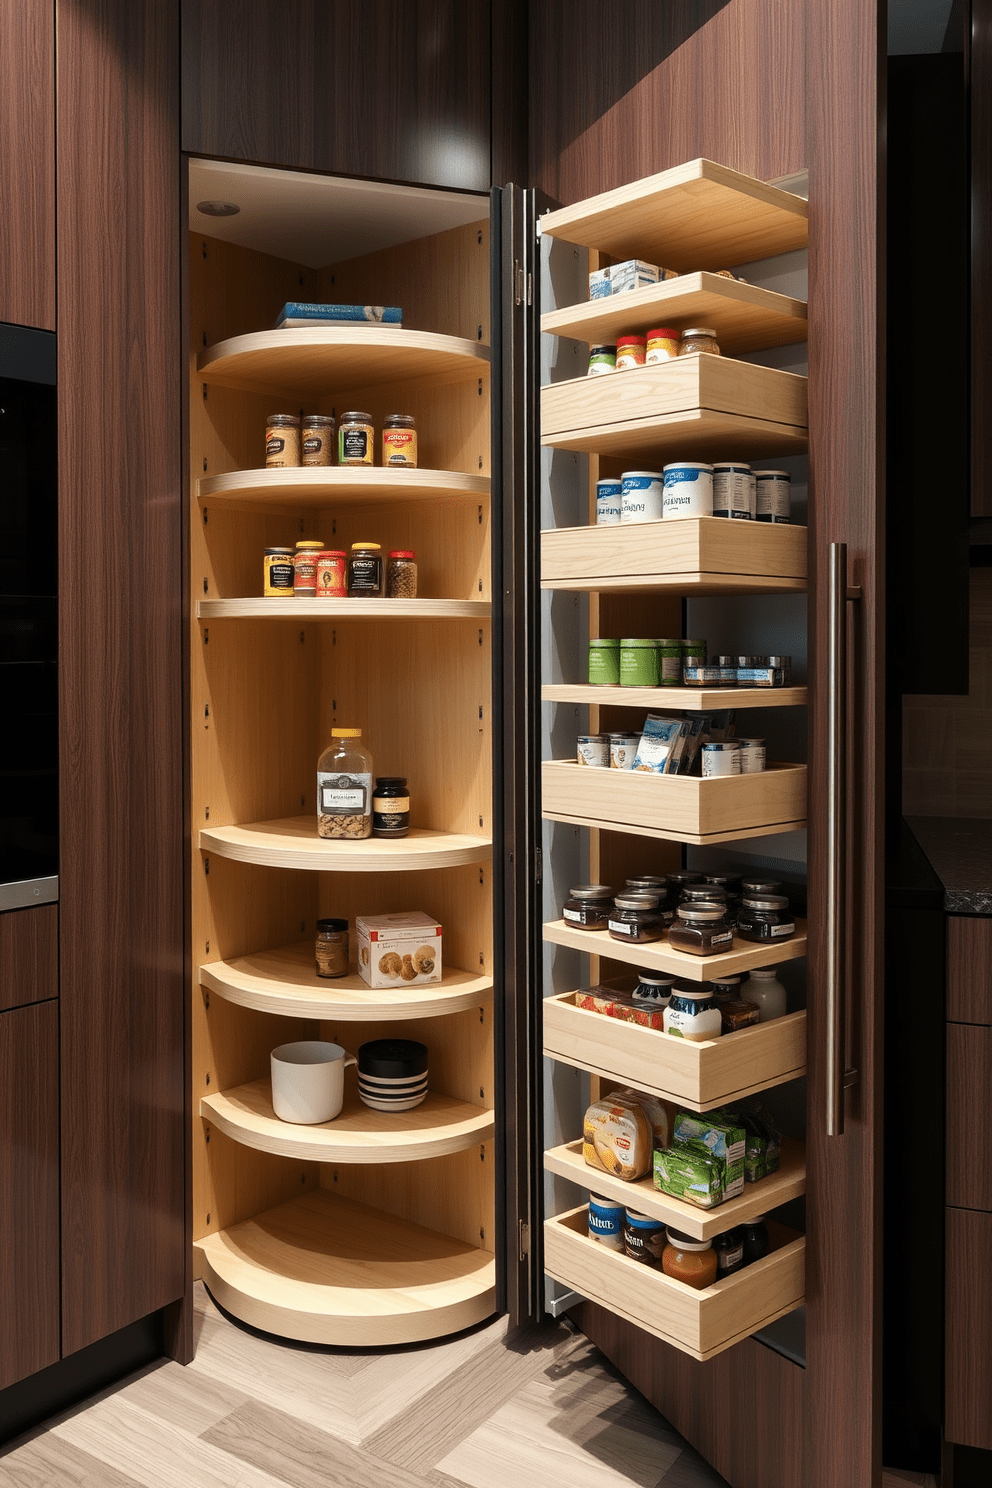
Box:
[386,550,417,598]
[317,728,373,840]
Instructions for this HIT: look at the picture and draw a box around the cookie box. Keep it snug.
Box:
[355,911,442,988]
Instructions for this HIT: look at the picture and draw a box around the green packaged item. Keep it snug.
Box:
[734,1098,782,1175]
[589,638,621,686]
[656,638,683,687]
[673,1111,746,1200]
[737,1118,769,1183]
[653,1145,723,1208]
[620,638,660,687]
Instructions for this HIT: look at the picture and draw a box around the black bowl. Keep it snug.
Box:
[358,1038,429,1079]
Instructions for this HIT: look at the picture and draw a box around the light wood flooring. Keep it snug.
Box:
[0,1284,730,1488]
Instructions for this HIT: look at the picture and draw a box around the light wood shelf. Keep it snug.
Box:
[542,683,808,710]
[197,598,491,620]
[200,942,493,1020]
[201,1078,493,1164]
[197,326,490,398]
[542,759,807,841]
[542,917,808,983]
[544,1137,806,1242]
[199,818,493,872]
[541,516,806,593]
[541,406,808,464]
[542,273,807,355]
[196,1189,496,1346]
[197,467,492,509]
[538,158,808,269]
[543,993,806,1111]
[544,1205,804,1362]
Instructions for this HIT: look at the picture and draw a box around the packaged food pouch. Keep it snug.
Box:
[583,1095,653,1181]
[653,1145,723,1208]
[634,714,687,774]
[733,1097,783,1174]
[673,1111,746,1200]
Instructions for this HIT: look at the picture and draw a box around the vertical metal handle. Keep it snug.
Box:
[826,543,847,1136]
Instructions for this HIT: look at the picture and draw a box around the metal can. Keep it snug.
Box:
[263,547,295,596]
[701,741,741,777]
[588,638,621,686]
[754,469,791,523]
[587,344,617,376]
[588,1195,624,1249]
[608,732,640,770]
[682,639,707,672]
[621,470,664,523]
[738,737,767,773]
[293,540,324,596]
[577,734,608,768]
[382,414,417,468]
[596,479,622,525]
[712,461,753,519]
[315,550,347,597]
[662,461,714,519]
[619,638,660,687]
[656,638,683,686]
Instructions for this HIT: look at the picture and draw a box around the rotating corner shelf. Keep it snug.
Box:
[199,818,493,872]
[197,598,492,620]
[541,917,808,983]
[196,1189,496,1347]
[542,683,808,710]
[544,1137,806,1242]
[201,1079,493,1164]
[200,942,493,1020]
[543,993,806,1111]
[197,467,492,509]
[544,1207,805,1363]
[196,326,490,398]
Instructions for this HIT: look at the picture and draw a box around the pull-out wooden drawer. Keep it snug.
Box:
[545,1205,804,1362]
[947,1023,992,1211]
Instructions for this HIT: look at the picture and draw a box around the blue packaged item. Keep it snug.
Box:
[634,714,686,774]
[275,302,403,327]
[588,1195,624,1250]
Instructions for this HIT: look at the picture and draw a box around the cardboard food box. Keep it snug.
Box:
[653,1145,724,1208]
[356,911,442,988]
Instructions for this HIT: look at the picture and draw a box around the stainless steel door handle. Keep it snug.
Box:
[826,542,858,1135]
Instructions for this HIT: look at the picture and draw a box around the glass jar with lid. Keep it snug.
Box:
[736,893,796,943]
[714,1227,744,1278]
[662,1229,719,1289]
[317,727,373,840]
[338,411,374,466]
[678,327,721,357]
[663,984,723,1040]
[386,550,417,598]
[742,876,783,896]
[708,974,742,1002]
[315,917,349,978]
[562,884,613,931]
[372,776,410,838]
[666,869,703,891]
[382,413,417,467]
[347,542,384,596]
[742,965,788,1020]
[301,414,335,467]
[294,540,324,596]
[667,901,734,956]
[607,892,666,945]
[632,973,676,1007]
[681,882,727,907]
[740,1216,770,1265]
[626,875,669,895]
[265,413,301,467]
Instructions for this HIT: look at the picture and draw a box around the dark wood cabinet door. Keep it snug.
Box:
[0,0,55,330]
[0,904,57,1013]
[946,1208,992,1448]
[947,917,992,1024]
[0,1000,60,1389]
[947,1024,992,1211]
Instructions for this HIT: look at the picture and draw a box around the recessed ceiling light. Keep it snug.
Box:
[197,200,240,217]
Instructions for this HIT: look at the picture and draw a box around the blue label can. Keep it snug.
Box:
[596,479,622,525]
[588,1195,625,1249]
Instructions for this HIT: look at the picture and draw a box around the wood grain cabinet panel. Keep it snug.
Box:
[0,1001,60,1390]
[948,916,992,1024]
[0,0,55,329]
[947,1023,992,1211]
[946,1207,992,1448]
[0,904,57,1013]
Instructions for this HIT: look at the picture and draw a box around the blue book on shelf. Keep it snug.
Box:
[275,302,403,327]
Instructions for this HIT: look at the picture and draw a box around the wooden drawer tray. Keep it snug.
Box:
[542,918,808,984]
[541,516,806,590]
[543,992,806,1110]
[544,1206,805,1362]
[542,759,807,843]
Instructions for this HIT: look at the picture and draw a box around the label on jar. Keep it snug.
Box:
[294,556,318,587]
[383,429,417,466]
[318,772,370,815]
[340,426,372,464]
[264,559,295,594]
[266,436,285,455]
[770,921,796,937]
[349,556,381,593]
[607,918,638,938]
[373,794,409,815]
[756,476,791,520]
[709,930,734,945]
[713,466,753,519]
[717,1243,744,1272]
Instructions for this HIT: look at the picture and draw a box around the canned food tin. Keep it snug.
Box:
[754,469,791,523]
[656,637,683,686]
[738,737,767,773]
[589,1195,624,1249]
[293,540,324,596]
[701,741,741,777]
[596,479,622,525]
[683,666,723,687]
[589,638,621,686]
[620,470,664,523]
[712,461,753,520]
[662,462,714,519]
[316,550,347,597]
[577,734,609,768]
[588,344,617,376]
[620,638,660,688]
[609,732,641,770]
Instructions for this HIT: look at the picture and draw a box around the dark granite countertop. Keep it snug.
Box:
[905,815,992,915]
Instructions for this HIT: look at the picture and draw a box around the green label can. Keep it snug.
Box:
[620,638,660,688]
[588,638,621,686]
[656,638,683,686]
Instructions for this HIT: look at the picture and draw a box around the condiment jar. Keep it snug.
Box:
[666,870,703,891]
[382,414,417,468]
[740,1216,770,1266]
[663,985,723,1040]
[266,413,301,467]
[372,776,410,838]
[616,335,647,370]
[735,893,797,943]
[294,540,324,596]
[742,877,783,896]
[667,902,734,957]
[338,411,374,466]
[662,1229,718,1289]
[587,344,617,376]
[301,414,335,467]
[347,542,384,597]
[625,875,669,894]
[263,547,295,596]
[562,884,613,931]
[607,892,666,944]
[608,732,640,770]
[678,327,721,356]
[714,1228,744,1278]
[681,883,727,907]
[317,727,373,840]
[631,973,676,1007]
[588,637,621,685]
[315,917,349,978]
[386,550,417,598]
[708,974,742,1002]
[623,1210,665,1266]
[742,965,788,1021]
[316,550,347,597]
[645,327,679,363]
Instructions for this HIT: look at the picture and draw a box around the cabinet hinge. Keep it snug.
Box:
[534,847,543,885]
[526,272,533,306]
[514,261,525,306]
[519,1219,531,1260]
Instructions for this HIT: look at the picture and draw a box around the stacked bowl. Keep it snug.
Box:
[357,1039,428,1111]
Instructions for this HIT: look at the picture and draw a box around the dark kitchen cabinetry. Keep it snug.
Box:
[0,0,55,330]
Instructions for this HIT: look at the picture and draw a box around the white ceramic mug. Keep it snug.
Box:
[270,1040,356,1125]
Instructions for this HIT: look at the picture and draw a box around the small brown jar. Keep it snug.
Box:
[302,414,335,467]
[294,540,324,596]
[607,892,666,945]
[562,884,613,931]
[666,870,703,891]
[386,550,418,598]
[667,902,734,956]
[266,414,301,467]
[735,893,796,943]
[382,414,418,468]
[315,917,349,979]
[338,411,374,466]
[681,883,727,907]
[348,542,384,596]
[678,327,721,357]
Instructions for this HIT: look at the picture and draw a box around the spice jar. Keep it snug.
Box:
[588,638,621,686]
[714,1228,744,1278]
[386,550,417,598]
[663,984,723,1040]
[681,883,727,906]
[736,893,797,943]
[662,1229,718,1289]
[294,540,324,596]
[645,327,679,363]
[625,875,669,894]
[316,550,347,597]
[348,542,384,597]
[616,335,647,370]
[632,973,676,1007]
[317,727,373,840]
[666,870,703,891]
[667,902,734,957]
[678,327,721,356]
[743,877,783,897]
[266,414,301,467]
[263,547,295,596]
[587,344,617,375]
[301,414,335,467]
[382,414,417,468]
[315,917,349,978]
[620,637,660,687]
[608,892,666,944]
[624,1210,665,1266]
[372,776,410,838]
[740,1216,770,1266]
[562,884,613,931]
[338,411,374,466]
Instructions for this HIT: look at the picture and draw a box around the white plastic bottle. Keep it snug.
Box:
[742,966,788,1022]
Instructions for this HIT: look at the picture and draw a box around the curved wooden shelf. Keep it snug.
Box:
[197,466,492,509]
[200,942,493,1020]
[196,1189,497,1346]
[544,1137,806,1242]
[542,917,808,983]
[197,326,490,397]
[198,598,491,620]
[201,1079,493,1163]
[199,818,492,872]
[542,683,808,710]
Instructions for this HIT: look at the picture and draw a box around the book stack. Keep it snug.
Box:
[275,302,403,328]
